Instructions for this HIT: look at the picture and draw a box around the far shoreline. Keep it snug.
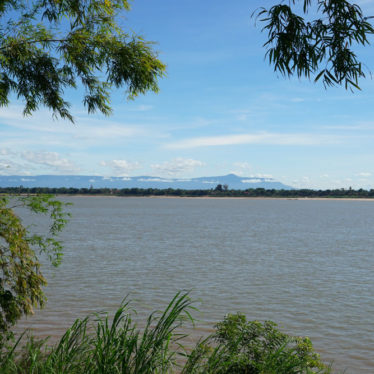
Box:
[59,195,374,201]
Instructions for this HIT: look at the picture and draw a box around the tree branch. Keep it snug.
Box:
[0,38,67,51]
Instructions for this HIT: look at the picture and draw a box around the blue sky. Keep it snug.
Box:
[1,0,374,189]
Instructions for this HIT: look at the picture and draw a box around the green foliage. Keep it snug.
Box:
[184,313,330,374]
[255,0,374,90]
[0,0,166,122]
[0,194,70,343]
[0,292,194,373]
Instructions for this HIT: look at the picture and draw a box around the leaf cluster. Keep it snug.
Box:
[255,0,374,90]
[0,0,166,121]
[0,194,70,343]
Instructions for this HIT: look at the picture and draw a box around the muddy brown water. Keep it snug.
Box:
[16,197,374,373]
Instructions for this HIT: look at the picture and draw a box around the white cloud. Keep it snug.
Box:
[131,105,153,112]
[232,162,252,176]
[0,159,12,173]
[165,132,340,149]
[242,179,263,183]
[357,172,371,177]
[323,123,374,131]
[0,105,150,150]
[0,148,14,156]
[72,123,141,141]
[138,178,172,182]
[250,173,273,179]
[242,175,274,183]
[290,97,305,103]
[150,158,204,176]
[0,157,32,175]
[100,160,141,176]
[227,109,252,122]
[237,114,248,121]
[231,166,273,180]
[22,151,80,173]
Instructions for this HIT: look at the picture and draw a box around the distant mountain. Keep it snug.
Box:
[0,174,293,190]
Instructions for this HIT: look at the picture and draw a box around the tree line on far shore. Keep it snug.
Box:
[2,185,374,198]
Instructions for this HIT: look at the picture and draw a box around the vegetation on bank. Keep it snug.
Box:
[2,185,374,199]
[0,292,331,374]
[0,195,70,345]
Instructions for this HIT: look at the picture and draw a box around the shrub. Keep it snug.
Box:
[183,313,331,373]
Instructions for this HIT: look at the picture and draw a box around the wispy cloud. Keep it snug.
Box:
[323,122,374,131]
[0,150,80,175]
[126,105,153,112]
[0,105,150,149]
[22,151,80,173]
[0,158,17,174]
[100,160,142,176]
[356,172,372,177]
[290,97,305,103]
[249,173,273,179]
[242,178,270,183]
[0,148,14,156]
[151,158,204,176]
[231,162,252,176]
[165,132,341,149]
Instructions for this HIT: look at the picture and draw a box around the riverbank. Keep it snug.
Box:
[60,194,374,201]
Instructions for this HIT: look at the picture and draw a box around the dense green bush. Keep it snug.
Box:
[0,293,331,373]
[183,313,330,373]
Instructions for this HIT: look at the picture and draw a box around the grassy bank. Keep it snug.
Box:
[0,292,332,373]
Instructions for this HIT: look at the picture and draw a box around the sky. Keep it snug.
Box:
[1,0,374,189]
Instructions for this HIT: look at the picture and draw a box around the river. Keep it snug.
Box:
[17,197,374,373]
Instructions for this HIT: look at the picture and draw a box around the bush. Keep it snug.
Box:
[183,313,330,373]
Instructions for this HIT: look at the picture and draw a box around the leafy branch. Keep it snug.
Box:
[0,0,166,122]
[254,0,374,90]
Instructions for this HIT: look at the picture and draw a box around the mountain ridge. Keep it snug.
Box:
[0,174,293,190]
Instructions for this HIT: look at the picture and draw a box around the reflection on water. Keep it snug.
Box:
[17,197,374,373]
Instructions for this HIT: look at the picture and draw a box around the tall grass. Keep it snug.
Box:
[0,293,332,373]
[1,292,193,373]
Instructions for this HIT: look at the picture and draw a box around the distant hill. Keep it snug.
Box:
[0,174,293,190]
